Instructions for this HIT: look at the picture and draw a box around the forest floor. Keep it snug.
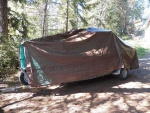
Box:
[1,40,150,113]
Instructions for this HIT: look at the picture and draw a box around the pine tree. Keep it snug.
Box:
[0,0,8,40]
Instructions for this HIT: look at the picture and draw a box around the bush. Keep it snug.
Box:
[135,46,148,58]
[122,35,132,40]
[0,44,19,81]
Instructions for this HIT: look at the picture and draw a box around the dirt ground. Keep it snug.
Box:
[1,52,150,113]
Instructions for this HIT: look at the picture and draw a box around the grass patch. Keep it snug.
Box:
[135,46,149,58]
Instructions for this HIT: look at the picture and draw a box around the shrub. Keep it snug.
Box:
[122,35,132,40]
[135,46,148,58]
[0,44,19,81]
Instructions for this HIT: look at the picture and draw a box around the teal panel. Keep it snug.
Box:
[19,44,26,69]
[32,57,51,85]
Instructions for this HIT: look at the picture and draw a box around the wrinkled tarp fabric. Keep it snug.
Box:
[23,29,139,87]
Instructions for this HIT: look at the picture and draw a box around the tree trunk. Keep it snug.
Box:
[42,0,48,37]
[0,0,8,35]
[66,0,69,32]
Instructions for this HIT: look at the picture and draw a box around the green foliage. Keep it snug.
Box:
[0,42,19,80]
[57,0,90,31]
[8,8,30,40]
[135,29,144,37]
[135,46,148,58]
[122,35,132,40]
[0,38,20,80]
[0,1,31,79]
[85,0,143,37]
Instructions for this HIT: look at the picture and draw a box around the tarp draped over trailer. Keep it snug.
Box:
[22,28,139,87]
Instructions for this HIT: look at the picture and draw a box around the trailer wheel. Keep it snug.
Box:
[119,68,128,80]
[19,72,28,85]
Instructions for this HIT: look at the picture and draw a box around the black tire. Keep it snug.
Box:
[119,68,128,80]
[19,72,28,85]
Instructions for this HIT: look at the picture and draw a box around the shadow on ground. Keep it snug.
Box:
[1,55,150,113]
[0,108,4,113]
[33,71,150,97]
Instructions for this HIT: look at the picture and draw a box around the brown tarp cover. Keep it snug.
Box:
[23,29,139,87]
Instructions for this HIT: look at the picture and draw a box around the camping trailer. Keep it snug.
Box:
[19,28,139,87]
